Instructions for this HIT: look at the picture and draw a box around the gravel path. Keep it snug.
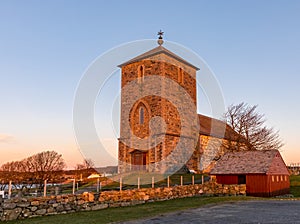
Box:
[120,200,300,224]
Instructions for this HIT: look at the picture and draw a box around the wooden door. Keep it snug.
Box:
[132,151,147,171]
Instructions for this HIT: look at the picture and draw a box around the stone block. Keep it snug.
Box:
[77,199,85,205]
[17,202,30,208]
[82,192,94,202]
[3,207,22,221]
[35,209,47,215]
[64,204,72,211]
[56,205,65,212]
[2,202,16,209]
[30,206,38,212]
[31,201,39,206]
[22,210,32,218]
[91,204,108,210]
[48,199,57,204]
[47,207,56,213]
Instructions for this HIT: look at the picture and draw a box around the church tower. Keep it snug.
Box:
[118,32,200,174]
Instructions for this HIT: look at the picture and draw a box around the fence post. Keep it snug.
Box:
[202,175,204,184]
[8,180,12,199]
[72,179,75,195]
[167,176,170,188]
[152,176,154,188]
[192,175,194,185]
[43,180,47,197]
[137,177,140,189]
[180,176,183,186]
[97,178,100,193]
[120,177,122,191]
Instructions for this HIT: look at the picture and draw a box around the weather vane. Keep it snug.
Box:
[157,30,164,45]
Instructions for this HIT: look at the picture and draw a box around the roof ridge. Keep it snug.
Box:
[118,45,199,70]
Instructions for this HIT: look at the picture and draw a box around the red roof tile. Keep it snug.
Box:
[198,114,243,141]
[210,150,289,175]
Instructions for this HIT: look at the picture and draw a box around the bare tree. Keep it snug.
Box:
[0,161,34,192]
[1,161,24,172]
[83,159,94,169]
[224,102,283,151]
[0,151,66,194]
[74,158,95,179]
[22,151,66,188]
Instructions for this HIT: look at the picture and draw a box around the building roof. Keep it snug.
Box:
[210,150,289,175]
[118,45,200,70]
[198,114,243,141]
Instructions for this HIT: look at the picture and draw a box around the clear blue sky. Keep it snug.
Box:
[0,0,300,167]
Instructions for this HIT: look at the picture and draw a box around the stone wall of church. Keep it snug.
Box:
[186,134,248,173]
[119,61,163,139]
[198,135,228,173]
[119,58,198,174]
[119,59,197,137]
[118,135,197,174]
[119,131,244,174]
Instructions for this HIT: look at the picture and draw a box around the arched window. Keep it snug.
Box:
[139,107,144,124]
[138,65,145,83]
[178,67,184,84]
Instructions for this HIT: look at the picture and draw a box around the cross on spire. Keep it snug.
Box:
[157,30,164,39]
[157,30,164,45]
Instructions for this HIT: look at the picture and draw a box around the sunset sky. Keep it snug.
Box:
[1,1,300,168]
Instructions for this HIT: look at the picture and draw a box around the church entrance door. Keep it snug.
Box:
[131,151,147,171]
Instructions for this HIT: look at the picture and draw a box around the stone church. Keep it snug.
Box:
[118,33,238,174]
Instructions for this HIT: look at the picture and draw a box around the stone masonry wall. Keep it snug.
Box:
[0,182,246,221]
[118,55,198,174]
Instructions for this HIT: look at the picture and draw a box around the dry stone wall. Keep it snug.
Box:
[0,182,246,221]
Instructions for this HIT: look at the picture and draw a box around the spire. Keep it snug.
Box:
[157,30,164,46]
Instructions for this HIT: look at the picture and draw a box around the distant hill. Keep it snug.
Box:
[94,166,118,174]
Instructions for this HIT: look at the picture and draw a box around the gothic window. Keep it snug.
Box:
[138,65,145,83]
[139,107,144,124]
[178,67,184,84]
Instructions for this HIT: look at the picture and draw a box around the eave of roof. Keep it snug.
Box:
[118,45,200,70]
[198,114,244,142]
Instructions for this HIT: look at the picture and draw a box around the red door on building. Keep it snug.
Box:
[132,151,147,171]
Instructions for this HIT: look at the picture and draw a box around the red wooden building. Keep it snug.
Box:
[210,150,290,197]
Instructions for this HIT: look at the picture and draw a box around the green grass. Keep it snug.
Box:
[100,173,205,191]
[290,175,300,197]
[290,186,300,197]
[6,196,254,224]
[290,175,300,187]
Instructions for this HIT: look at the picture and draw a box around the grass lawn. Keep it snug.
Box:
[289,175,300,197]
[6,196,255,224]
[102,174,205,189]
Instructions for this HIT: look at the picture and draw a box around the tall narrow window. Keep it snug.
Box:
[139,107,144,124]
[178,67,184,84]
[138,65,144,83]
